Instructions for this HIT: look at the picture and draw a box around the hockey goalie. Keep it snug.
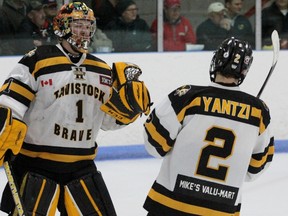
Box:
[0,2,152,215]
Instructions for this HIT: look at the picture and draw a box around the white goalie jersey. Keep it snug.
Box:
[143,83,274,216]
[0,44,122,164]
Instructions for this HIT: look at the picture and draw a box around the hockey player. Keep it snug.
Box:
[0,2,151,215]
[143,37,274,216]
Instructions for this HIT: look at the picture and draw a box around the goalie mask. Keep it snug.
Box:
[209,37,253,85]
[53,2,96,53]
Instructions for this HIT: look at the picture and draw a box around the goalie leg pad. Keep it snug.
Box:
[19,172,60,216]
[64,171,116,216]
[0,107,27,166]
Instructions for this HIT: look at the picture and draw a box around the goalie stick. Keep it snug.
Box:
[257,30,280,98]
[3,153,27,216]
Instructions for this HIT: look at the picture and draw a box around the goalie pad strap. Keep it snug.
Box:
[64,171,116,216]
[18,172,60,216]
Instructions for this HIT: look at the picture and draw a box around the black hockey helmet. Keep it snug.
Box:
[209,37,253,85]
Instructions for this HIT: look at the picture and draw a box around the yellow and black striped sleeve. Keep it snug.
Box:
[144,109,176,156]
[0,77,35,107]
[248,137,274,174]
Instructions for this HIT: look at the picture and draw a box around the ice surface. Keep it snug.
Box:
[0,154,287,216]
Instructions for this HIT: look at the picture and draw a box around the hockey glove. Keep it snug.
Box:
[100,62,152,124]
[0,107,27,166]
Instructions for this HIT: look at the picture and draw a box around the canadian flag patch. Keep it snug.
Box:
[41,79,53,87]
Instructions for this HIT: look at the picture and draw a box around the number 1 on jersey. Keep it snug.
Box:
[76,100,84,123]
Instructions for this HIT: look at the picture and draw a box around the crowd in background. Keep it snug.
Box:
[0,0,287,55]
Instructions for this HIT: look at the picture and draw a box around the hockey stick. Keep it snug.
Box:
[3,153,26,216]
[257,30,280,98]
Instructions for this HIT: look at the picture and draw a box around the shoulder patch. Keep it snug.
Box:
[24,48,37,58]
[100,75,112,86]
[174,85,191,97]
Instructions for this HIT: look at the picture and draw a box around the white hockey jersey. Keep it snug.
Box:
[143,83,274,216]
[0,44,123,166]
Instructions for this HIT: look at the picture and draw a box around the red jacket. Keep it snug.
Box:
[151,16,196,51]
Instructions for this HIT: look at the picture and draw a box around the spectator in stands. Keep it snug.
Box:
[150,0,196,51]
[15,0,47,54]
[89,28,113,53]
[197,2,229,50]
[262,0,288,49]
[42,0,58,45]
[43,0,57,18]
[91,0,119,30]
[0,0,29,55]
[224,0,255,48]
[104,0,152,52]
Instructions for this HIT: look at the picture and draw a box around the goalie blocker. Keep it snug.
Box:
[0,106,27,166]
[101,62,152,124]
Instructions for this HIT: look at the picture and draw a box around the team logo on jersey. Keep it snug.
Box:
[72,67,86,80]
[174,85,191,97]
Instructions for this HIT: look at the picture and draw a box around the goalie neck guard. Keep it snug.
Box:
[209,37,253,85]
[53,2,96,53]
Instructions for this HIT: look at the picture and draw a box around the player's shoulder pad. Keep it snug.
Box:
[87,53,109,64]
[23,45,63,60]
[259,98,270,112]
[86,54,112,75]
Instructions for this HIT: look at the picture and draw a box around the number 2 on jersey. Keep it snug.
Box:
[196,126,235,181]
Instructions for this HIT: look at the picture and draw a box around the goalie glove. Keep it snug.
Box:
[0,107,27,166]
[100,62,152,124]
